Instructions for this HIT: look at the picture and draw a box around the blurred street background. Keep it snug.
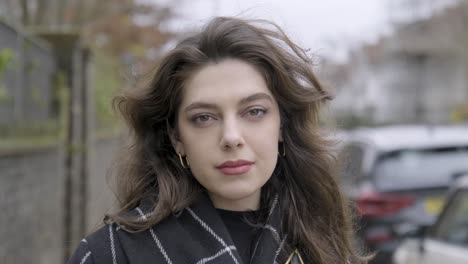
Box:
[0,0,467,263]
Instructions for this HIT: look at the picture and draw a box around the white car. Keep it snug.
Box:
[393,174,468,264]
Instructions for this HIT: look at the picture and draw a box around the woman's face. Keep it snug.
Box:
[173,59,282,211]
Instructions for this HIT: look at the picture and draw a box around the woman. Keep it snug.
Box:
[68,17,367,264]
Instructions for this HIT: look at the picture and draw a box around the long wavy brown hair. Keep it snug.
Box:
[109,17,367,264]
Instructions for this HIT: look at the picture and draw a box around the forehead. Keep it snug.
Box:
[181,59,273,105]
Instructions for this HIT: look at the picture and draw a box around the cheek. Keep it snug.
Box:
[260,141,280,165]
[248,128,280,160]
[178,125,214,165]
[249,118,281,150]
[177,119,202,150]
[252,138,279,183]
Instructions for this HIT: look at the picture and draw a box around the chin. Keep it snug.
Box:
[214,186,261,203]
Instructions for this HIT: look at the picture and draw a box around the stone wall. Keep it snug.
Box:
[86,137,120,234]
[0,146,64,264]
[0,137,119,263]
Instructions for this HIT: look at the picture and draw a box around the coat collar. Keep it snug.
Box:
[115,193,292,264]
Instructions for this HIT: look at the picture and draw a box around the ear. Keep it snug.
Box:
[168,127,186,155]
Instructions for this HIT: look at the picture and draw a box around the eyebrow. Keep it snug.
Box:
[239,93,274,105]
[184,92,274,112]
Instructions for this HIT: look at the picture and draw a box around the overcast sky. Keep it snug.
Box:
[149,0,460,61]
[165,0,393,61]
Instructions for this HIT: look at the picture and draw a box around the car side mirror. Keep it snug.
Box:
[411,225,431,254]
[403,224,426,237]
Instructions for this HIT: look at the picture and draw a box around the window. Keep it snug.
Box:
[431,189,468,246]
[372,147,468,190]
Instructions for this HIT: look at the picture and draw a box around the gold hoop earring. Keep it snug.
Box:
[178,152,189,168]
[279,142,286,157]
[285,249,304,264]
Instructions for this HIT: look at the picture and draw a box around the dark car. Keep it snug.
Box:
[339,125,468,264]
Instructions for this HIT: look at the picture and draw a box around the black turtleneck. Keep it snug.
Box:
[216,208,260,264]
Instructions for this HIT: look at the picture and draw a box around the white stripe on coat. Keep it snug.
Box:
[196,245,236,264]
[263,224,281,243]
[109,224,117,264]
[79,251,91,264]
[273,235,288,264]
[136,207,173,264]
[186,208,240,264]
[268,194,279,217]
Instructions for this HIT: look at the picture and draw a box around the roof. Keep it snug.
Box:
[348,125,468,152]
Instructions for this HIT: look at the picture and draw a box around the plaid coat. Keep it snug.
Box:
[67,194,304,264]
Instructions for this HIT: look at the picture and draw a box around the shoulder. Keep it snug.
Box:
[67,224,126,264]
[67,239,93,264]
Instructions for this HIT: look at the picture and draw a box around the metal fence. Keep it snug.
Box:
[0,20,56,125]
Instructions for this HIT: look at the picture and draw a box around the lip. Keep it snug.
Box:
[216,159,254,175]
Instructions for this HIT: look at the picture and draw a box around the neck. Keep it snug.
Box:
[209,191,261,211]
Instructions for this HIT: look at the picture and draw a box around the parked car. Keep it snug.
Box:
[339,125,468,264]
[393,174,468,264]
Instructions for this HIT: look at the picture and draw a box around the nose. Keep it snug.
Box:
[219,116,244,150]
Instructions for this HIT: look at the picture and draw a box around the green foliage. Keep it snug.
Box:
[31,85,46,107]
[0,48,15,74]
[93,52,122,131]
[0,48,15,103]
[0,136,60,153]
[54,71,69,132]
[0,46,124,151]
[0,119,60,137]
[0,83,11,103]
[0,71,68,150]
[0,119,63,152]
[0,119,62,152]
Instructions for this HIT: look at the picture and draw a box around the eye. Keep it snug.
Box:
[245,107,267,118]
[191,114,216,125]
